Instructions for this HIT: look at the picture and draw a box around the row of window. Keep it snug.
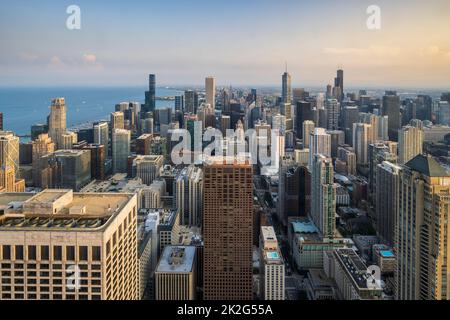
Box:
[1,245,101,262]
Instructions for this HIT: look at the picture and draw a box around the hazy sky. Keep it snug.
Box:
[1,0,450,88]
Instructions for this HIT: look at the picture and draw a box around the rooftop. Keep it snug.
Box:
[156,246,196,274]
[405,154,449,177]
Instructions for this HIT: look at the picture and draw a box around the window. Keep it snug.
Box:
[79,246,88,261]
[53,246,62,260]
[40,246,49,260]
[92,246,101,261]
[15,246,24,260]
[66,246,75,261]
[28,246,37,260]
[2,245,11,260]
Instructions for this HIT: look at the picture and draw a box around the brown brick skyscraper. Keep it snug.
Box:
[203,157,253,300]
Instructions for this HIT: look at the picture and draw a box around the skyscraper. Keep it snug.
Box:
[282,69,292,104]
[398,125,424,164]
[112,129,130,173]
[205,76,216,110]
[31,133,55,186]
[334,69,344,101]
[376,161,401,245]
[133,155,164,186]
[396,155,450,300]
[93,122,109,148]
[48,97,67,149]
[185,90,199,114]
[111,111,125,131]
[0,131,20,177]
[311,154,336,240]
[325,98,340,130]
[176,165,203,226]
[302,120,315,149]
[143,74,156,115]
[203,157,253,300]
[382,92,401,141]
[309,128,331,168]
[353,123,373,166]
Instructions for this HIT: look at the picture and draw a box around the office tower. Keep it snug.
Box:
[297,165,311,216]
[278,158,297,227]
[398,125,424,164]
[185,90,199,114]
[311,154,336,240]
[376,161,401,245]
[368,142,397,196]
[143,74,156,115]
[155,107,172,128]
[327,130,345,159]
[437,101,450,125]
[336,145,357,176]
[176,165,203,226]
[293,88,308,105]
[309,128,331,168]
[48,98,67,149]
[396,155,450,300]
[205,76,216,110]
[60,131,77,150]
[19,142,32,165]
[76,128,94,144]
[0,112,3,131]
[73,143,105,180]
[203,157,253,300]
[0,131,20,177]
[272,114,286,135]
[324,249,382,300]
[302,121,315,148]
[334,69,344,101]
[382,92,401,141]
[31,123,48,140]
[353,123,373,166]
[93,122,108,148]
[0,189,138,300]
[175,95,184,112]
[282,69,292,104]
[31,133,55,186]
[0,166,25,192]
[296,101,317,139]
[133,155,164,186]
[341,104,359,145]
[326,84,333,99]
[155,246,196,300]
[41,149,91,191]
[220,115,231,136]
[281,102,293,132]
[111,111,125,130]
[135,134,152,155]
[112,129,130,173]
[260,227,285,300]
[325,99,340,130]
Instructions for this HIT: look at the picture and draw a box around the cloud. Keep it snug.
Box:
[323,46,401,57]
[49,56,65,68]
[83,53,97,63]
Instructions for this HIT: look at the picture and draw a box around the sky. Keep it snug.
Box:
[1,0,450,88]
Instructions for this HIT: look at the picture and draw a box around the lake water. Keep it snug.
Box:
[0,87,182,136]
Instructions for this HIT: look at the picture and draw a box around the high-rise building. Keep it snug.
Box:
[31,133,55,186]
[205,76,216,110]
[73,143,106,181]
[112,129,130,173]
[341,104,359,145]
[336,145,357,176]
[376,161,401,245]
[327,130,345,159]
[175,95,184,112]
[60,131,77,150]
[143,74,156,115]
[133,155,164,186]
[48,98,67,149]
[302,121,315,149]
[185,90,199,114]
[0,112,3,131]
[396,155,450,300]
[0,131,20,177]
[0,189,139,300]
[334,69,344,101]
[93,122,108,148]
[295,100,317,139]
[175,165,203,226]
[309,128,331,168]
[111,111,125,131]
[398,125,424,164]
[203,157,253,300]
[353,123,373,166]
[325,99,340,130]
[282,70,292,104]
[155,246,196,300]
[259,227,285,300]
[311,154,336,240]
[382,92,401,141]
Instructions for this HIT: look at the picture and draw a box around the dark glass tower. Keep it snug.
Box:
[143,74,156,116]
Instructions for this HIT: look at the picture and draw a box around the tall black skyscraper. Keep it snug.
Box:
[143,74,156,116]
[334,69,344,101]
[382,91,401,141]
